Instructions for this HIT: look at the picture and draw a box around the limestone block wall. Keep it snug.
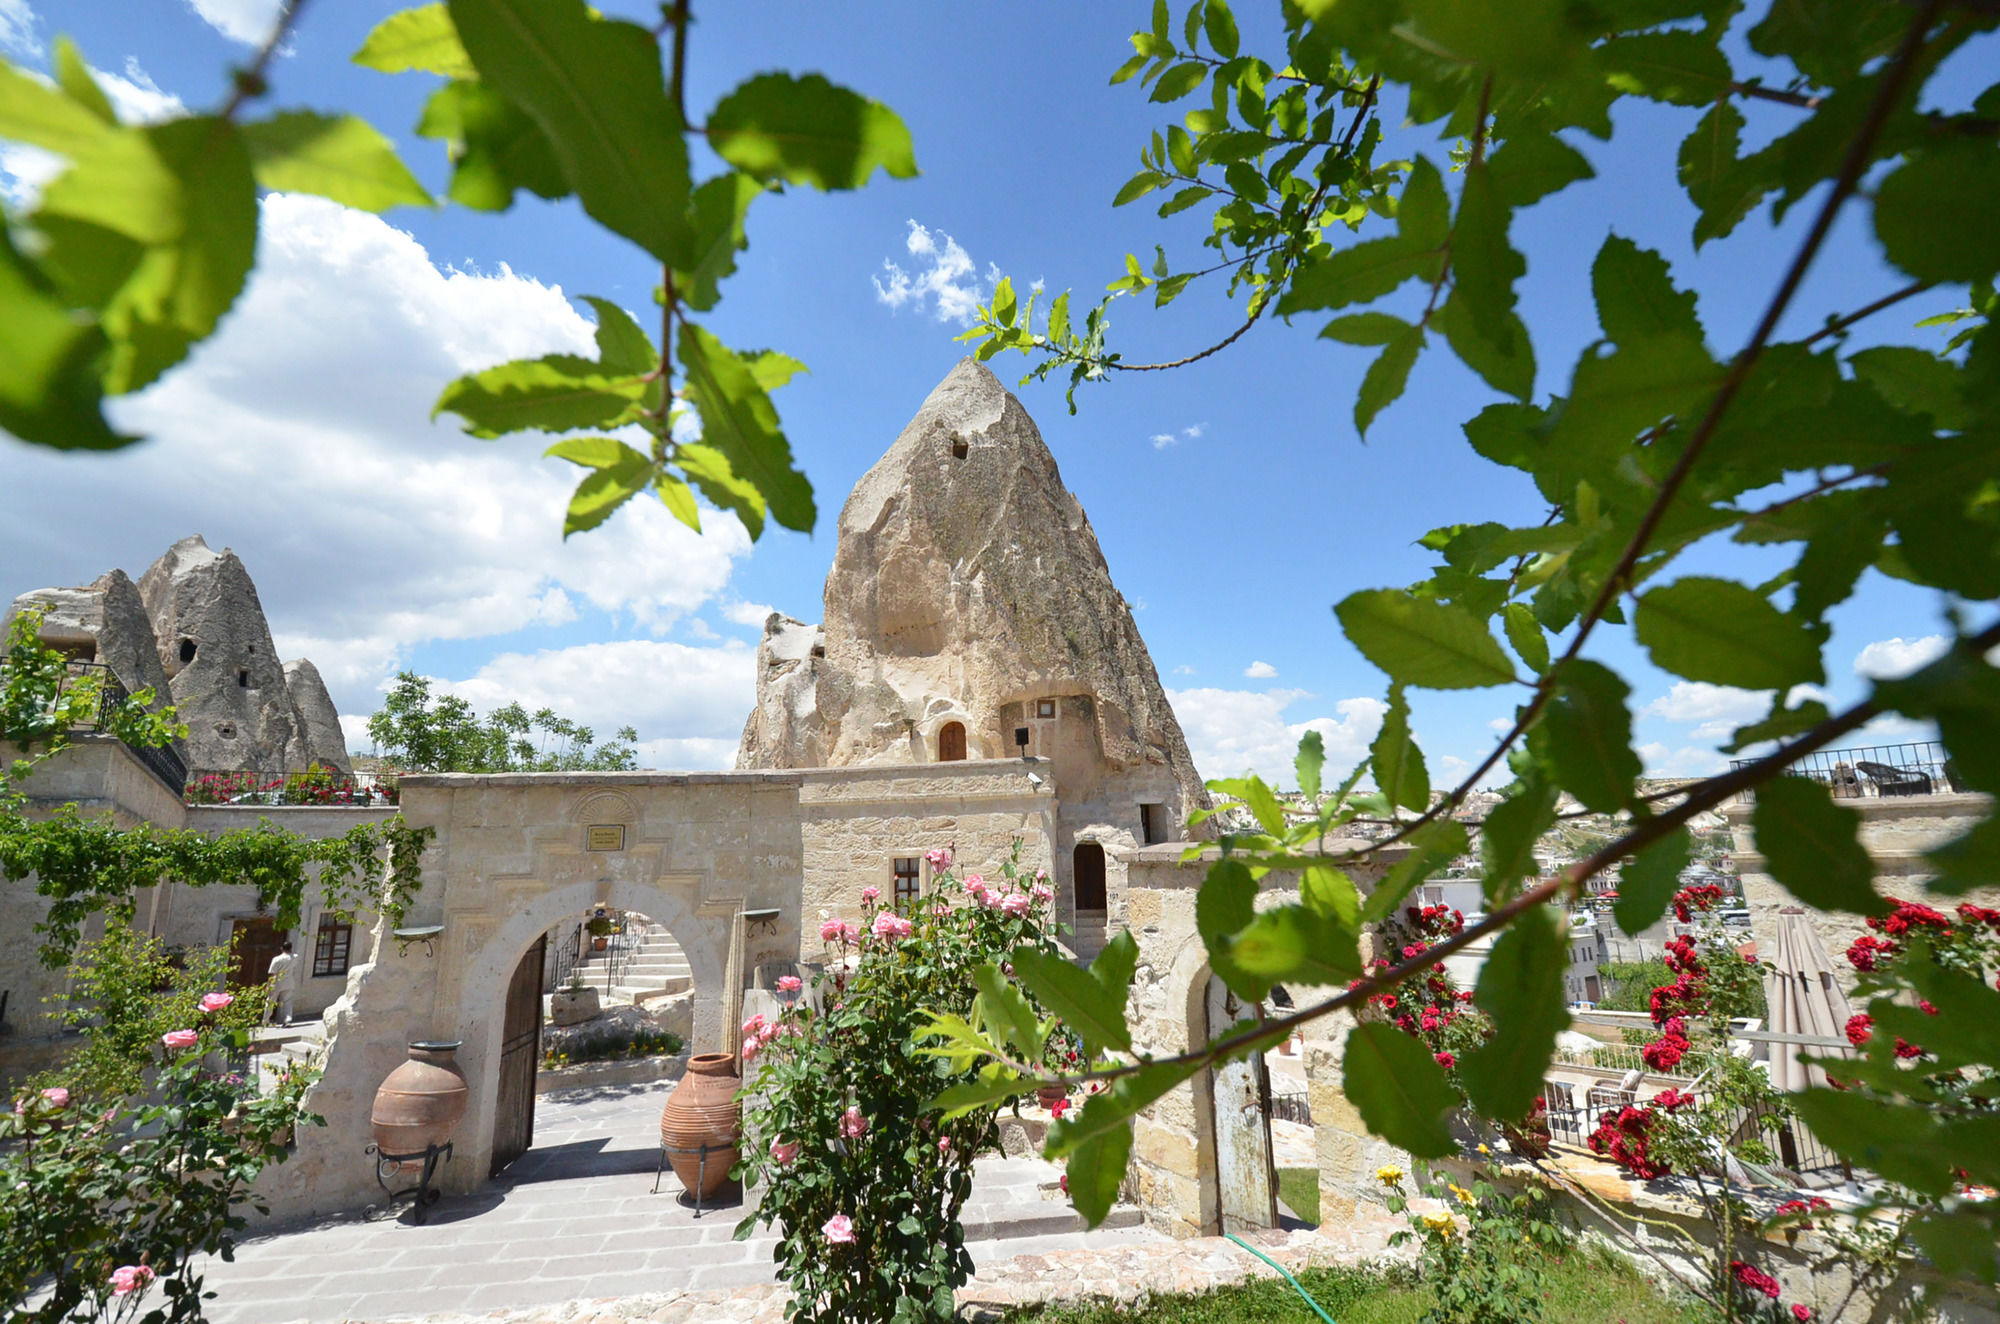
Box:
[256,771,808,1223]
[796,759,1055,936]
[1726,791,1998,981]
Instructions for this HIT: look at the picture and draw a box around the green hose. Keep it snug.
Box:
[1224,1230,1341,1324]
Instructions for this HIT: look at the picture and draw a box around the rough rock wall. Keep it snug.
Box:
[4,569,174,710]
[283,658,352,773]
[736,358,1207,822]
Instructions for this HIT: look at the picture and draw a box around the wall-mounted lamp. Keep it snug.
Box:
[1014,726,1030,758]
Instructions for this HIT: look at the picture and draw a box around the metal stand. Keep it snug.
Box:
[654,1142,732,1217]
[366,1140,453,1224]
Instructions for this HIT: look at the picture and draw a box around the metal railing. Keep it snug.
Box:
[57,661,188,793]
[183,766,399,807]
[1731,740,1964,799]
[1541,1082,1848,1180]
[1269,1085,1312,1125]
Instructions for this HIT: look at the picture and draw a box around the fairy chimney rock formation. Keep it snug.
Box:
[283,658,353,773]
[737,357,1207,834]
[5,569,175,713]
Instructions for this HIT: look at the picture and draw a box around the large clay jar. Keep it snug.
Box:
[372,1041,469,1160]
[659,1052,740,1198]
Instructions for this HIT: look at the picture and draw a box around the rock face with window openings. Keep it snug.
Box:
[736,358,1206,835]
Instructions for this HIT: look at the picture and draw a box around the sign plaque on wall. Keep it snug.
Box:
[585,824,625,852]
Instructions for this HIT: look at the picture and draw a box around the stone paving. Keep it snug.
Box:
[189,1079,1160,1323]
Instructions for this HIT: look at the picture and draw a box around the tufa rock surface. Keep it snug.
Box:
[4,569,177,718]
[736,358,1206,817]
[283,658,353,773]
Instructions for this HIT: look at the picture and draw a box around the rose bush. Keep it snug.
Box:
[734,846,1076,1323]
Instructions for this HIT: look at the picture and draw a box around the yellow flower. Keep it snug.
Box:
[1376,1165,1405,1185]
[1449,1182,1478,1207]
[1477,1143,1491,1155]
[1421,1210,1456,1235]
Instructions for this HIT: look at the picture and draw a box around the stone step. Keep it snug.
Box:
[958,1198,1145,1242]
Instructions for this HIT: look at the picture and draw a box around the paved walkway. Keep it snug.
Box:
[190,1080,1159,1323]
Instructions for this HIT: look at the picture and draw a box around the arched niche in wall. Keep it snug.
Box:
[937,721,967,762]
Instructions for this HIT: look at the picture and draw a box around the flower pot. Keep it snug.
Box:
[659,1052,740,1198]
[592,936,608,952]
[1036,1084,1068,1112]
[371,1040,468,1162]
[549,986,601,1027]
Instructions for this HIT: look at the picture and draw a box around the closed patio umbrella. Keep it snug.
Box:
[1764,907,1855,1091]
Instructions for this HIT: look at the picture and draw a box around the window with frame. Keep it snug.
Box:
[312,915,352,978]
[893,857,921,909]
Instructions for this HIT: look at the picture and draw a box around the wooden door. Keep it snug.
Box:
[1073,842,1107,912]
[492,935,544,1175]
[227,918,285,989]
[1206,975,1278,1232]
[938,721,967,762]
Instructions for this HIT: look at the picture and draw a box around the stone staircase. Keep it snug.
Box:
[1071,910,1109,963]
[573,921,693,1006]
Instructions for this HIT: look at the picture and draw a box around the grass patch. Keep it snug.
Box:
[1003,1249,1708,1324]
[1276,1167,1319,1225]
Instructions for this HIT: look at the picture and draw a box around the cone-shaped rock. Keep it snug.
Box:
[284,658,352,773]
[738,358,1207,838]
[5,569,176,717]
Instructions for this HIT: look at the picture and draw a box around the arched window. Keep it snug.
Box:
[937,721,967,762]
[1073,842,1106,911]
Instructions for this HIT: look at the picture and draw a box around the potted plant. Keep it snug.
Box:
[549,968,600,1027]
[586,913,614,951]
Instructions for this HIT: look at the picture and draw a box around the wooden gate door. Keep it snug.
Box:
[1073,842,1107,912]
[227,918,285,989]
[492,935,545,1175]
[1206,975,1278,1232]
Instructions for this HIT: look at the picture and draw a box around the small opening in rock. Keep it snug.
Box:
[811,644,825,659]
[179,639,197,664]
[237,670,250,688]
[951,439,968,460]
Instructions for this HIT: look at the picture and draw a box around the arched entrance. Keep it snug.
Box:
[1073,841,1107,911]
[493,936,544,1173]
[1206,975,1278,1231]
[937,721,967,762]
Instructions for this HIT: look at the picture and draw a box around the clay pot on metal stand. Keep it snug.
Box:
[372,1040,469,1168]
[659,1052,740,1198]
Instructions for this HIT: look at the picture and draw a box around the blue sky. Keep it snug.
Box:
[0,0,1985,783]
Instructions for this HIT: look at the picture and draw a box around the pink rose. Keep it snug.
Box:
[1001,893,1032,917]
[161,1029,199,1052]
[872,911,913,941]
[1791,1307,1812,1323]
[39,1088,68,1110]
[744,1014,767,1038]
[842,921,863,945]
[770,1139,801,1166]
[925,847,952,871]
[1434,1051,1455,1070]
[198,992,233,1014]
[860,885,881,904]
[966,874,984,890]
[741,1037,759,1063]
[938,1136,952,1152]
[976,887,1001,910]
[776,975,802,994]
[1031,883,1054,904]
[823,1213,855,1245]
[820,918,846,944]
[839,1106,869,1139]
[109,1265,154,1296]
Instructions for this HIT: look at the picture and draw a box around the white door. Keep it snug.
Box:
[1206,975,1278,1231]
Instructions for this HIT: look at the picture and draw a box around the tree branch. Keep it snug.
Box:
[219,0,311,119]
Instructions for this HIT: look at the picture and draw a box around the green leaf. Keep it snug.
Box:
[1044,1058,1203,1155]
[354,4,476,78]
[560,448,653,537]
[1591,236,1700,347]
[1543,333,1720,470]
[707,72,917,191]
[1210,774,1287,838]
[1158,184,1212,217]
[973,962,1044,1061]
[1150,61,1208,102]
[1365,819,1469,923]
[52,38,116,125]
[675,442,768,539]
[435,354,644,437]
[1355,324,1423,436]
[1451,162,1523,352]
[1342,1023,1457,1158]
[1480,776,1557,903]
[1279,237,1429,315]
[746,350,807,393]
[675,171,762,313]
[677,322,815,535]
[1299,860,1359,928]
[1502,604,1549,674]
[1633,577,1824,690]
[655,475,700,532]
[1195,858,1269,1002]
[1294,729,1325,799]
[242,111,433,212]
[1613,825,1690,935]
[415,79,568,211]
[1537,659,1638,813]
[1875,143,2000,284]
[447,0,693,263]
[1219,904,1360,985]
[1752,777,1885,917]
[1011,945,1133,1056]
[579,296,655,375]
[1600,30,1734,106]
[1460,906,1570,1122]
[1090,928,1140,999]
[1114,170,1170,207]
[1678,102,1770,248]
[1396,156,1449,251]
[1848,346,1967,430]
[993,276,1018,326]
[1486,133,1594,208]
[1319,312,1412,347]
[1202,0,1240,59]
[1437,293,1535,403]
[1370,684,1429,812]
[544,436,645,469]
[0,55,126,157]
[1064,1118,1133,1228]
[0,229,128,450]
[930,1065,1029,1120]
[1335,589,1518,689]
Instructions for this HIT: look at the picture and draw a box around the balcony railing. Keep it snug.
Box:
[1732,740,1966,799]
[59,661,188,794]
[183,766,400,808]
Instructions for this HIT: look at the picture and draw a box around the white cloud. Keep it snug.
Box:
[96,57,185,123]
[1487,717,1514,733]
[1637,742,1728,778]
[722,600,777,629]
[2,195,754,718]
[1639,681,1830,743]
[1244,660,1278,679]
[873,220,1002,324]
[1182,423,1205,440]
[1168,687,1388,786]
[1172,665,1195,676]
[1149,423,1205,450]
[1853,634,1949,680]
[182,0,283,45]
[1149,433,1177,449]
[0,0,41,57]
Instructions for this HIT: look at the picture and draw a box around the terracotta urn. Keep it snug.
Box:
[659,1052,740,1198]
[1036,1084,1068,1112]
[372,1040,469,1160]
